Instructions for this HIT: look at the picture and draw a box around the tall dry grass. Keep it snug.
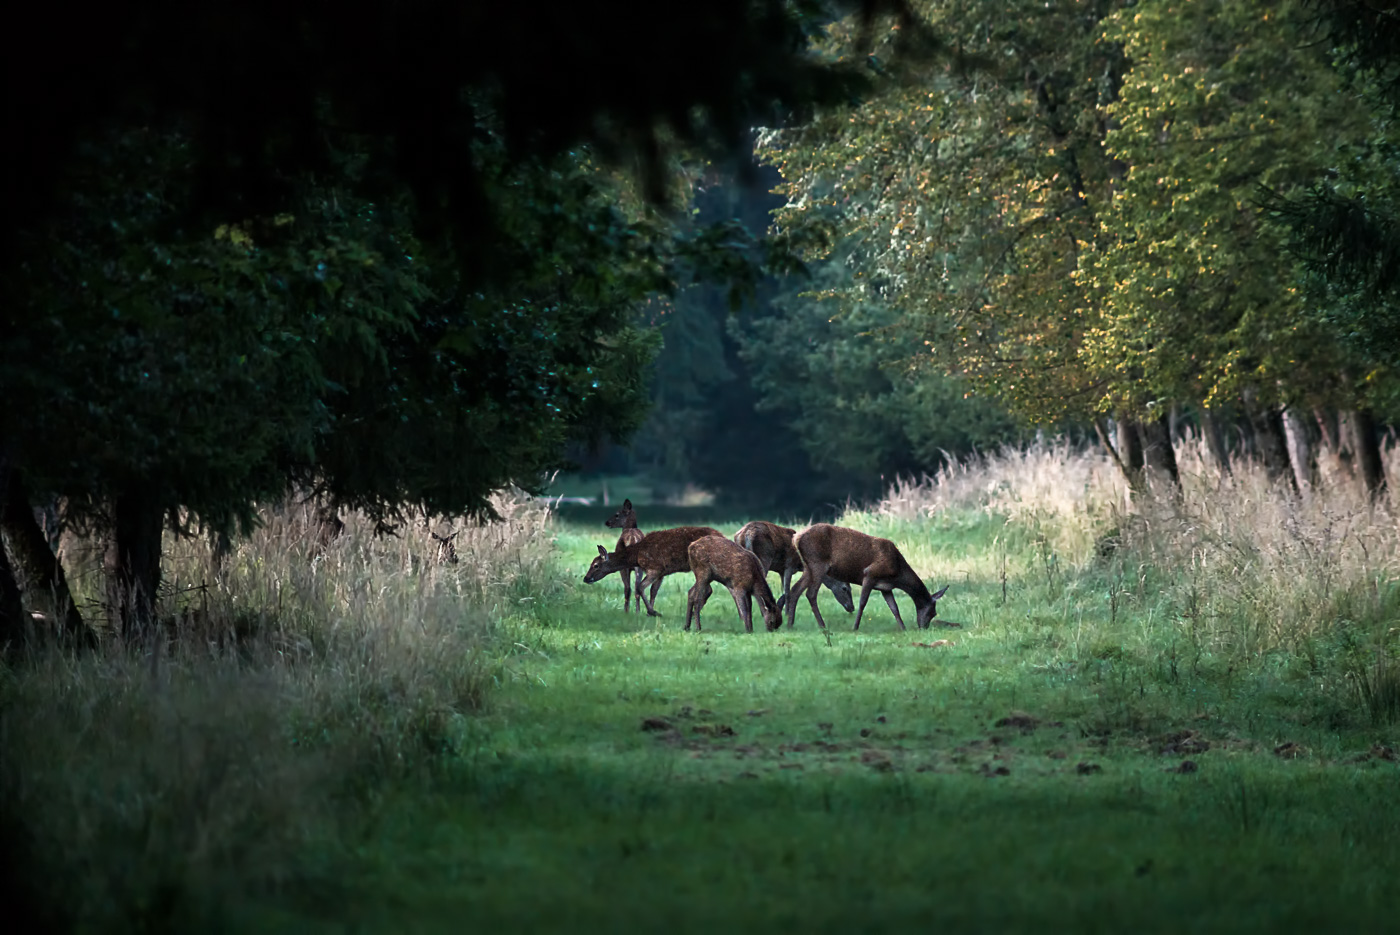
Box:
[865,435,1400,719]
[0,489,556,930]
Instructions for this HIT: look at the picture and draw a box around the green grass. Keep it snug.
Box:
[257,509,1400,933]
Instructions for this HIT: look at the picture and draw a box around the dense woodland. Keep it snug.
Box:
[3,2,1400,930]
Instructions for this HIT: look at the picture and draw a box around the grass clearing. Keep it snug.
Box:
[6,441,1400,931]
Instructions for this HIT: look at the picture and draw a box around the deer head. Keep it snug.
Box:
[916,584,950,629]
[431,531,459,564]
[584,544,623,583]
[604,498,637,529]
[757,593,783,632]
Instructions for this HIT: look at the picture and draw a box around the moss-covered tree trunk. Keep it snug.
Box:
[0,465,94,648]
[104,490,164,639]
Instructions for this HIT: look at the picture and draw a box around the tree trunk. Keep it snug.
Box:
[1115,414,1146,492]
[1313,407,1340,454]
[0,466,95,649]
[0,537,28,655]
[1139,415,1181,491]
[104,490,164,639]
[1200,408,1232,476]
[211,527,232,571]
[1281,404,1316,495]
[1344,408,1389,501]
[1242,391,1296,489]
[32,497,61,554]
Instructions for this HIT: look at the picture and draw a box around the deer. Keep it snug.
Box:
[732,520,855,618]
[685,535,781,633]
[430,530,459,565]
[584,525,724,616]
[785,523,950,631]
[603,498,646,612]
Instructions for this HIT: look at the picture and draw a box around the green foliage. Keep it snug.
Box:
[1080,0,1371,411]
[759,0,1129,424]
[735,253,1021,481]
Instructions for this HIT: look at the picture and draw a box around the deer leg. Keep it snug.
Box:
[880,590,907,630]
[693,582,713,631]
[853,579,876,631]
[622,568,633,613]
[775,567,794,614]
[730,587,753,633]
[633,569,645,612]
[685,584,697,631]
[643,572,664,617]
[784,572,805,628]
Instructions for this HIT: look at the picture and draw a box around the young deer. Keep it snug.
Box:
[785,523,950,631]
[603,498,646,612]
[733,520,855,617]
[685,535,781,633]
[584,525,724,616]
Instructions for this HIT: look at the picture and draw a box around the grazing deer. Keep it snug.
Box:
[430,530,460,565]
[584,525,724,617]
[604,498,646,612]
[685,535,781,633]
[785,523,950,631]
[733,520,855,616]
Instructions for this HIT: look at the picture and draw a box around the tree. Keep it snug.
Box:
[758,1,1130,454]
[0,126,668,634]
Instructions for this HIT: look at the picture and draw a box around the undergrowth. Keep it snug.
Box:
[0,490,555,932]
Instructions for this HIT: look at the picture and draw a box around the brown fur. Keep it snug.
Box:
[785,523,950,631]
[732,520,855,617]
[685,536,781,633]
[584,525,724,617]
[603,499,646,612]
[430,530,459,564]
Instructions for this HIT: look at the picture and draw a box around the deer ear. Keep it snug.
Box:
[597,544,608,557]
[931,585,949,601]
[622,498,632,509]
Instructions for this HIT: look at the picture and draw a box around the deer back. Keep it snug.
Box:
[734,520,800,573]
[637,526,724,574]
[794,523,916,587]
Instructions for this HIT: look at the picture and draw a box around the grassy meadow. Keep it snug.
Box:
[4,440,1400,932]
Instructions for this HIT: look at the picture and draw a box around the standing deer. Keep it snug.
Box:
[604,498,646,612]
[785,523,950,631]
[685,535,781,632]
[732,520,855,617]
[584,525,724,616]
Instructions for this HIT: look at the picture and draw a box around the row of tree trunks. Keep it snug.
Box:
[0,464,96,649]
[1099,397,1389,502]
